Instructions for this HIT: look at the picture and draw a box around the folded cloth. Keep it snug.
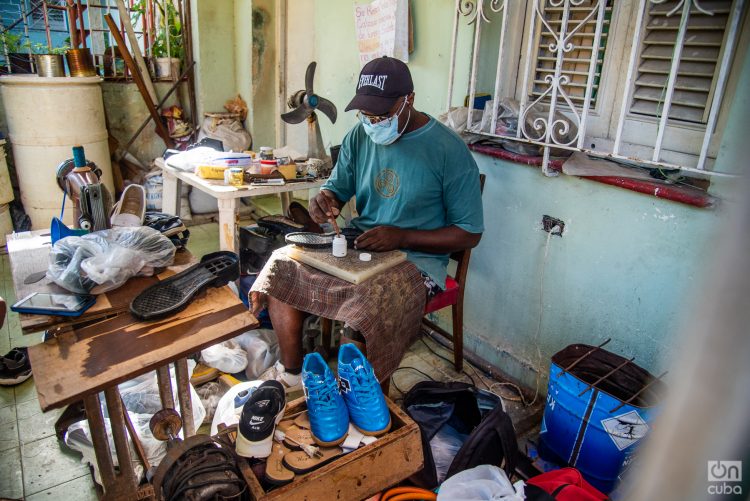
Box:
[250,248,426,380]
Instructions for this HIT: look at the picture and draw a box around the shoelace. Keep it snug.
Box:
[350,369,381,406]
[306,377,340,411]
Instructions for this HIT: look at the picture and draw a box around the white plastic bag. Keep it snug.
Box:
[48,226,176,294]
[233,329,280,379]
[437,465,526,501]
[64,360,205,485]
[201,340,248,374]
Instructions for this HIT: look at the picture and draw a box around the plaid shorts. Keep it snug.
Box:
[421,272,443,300]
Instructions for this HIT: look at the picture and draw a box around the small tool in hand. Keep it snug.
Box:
[329,214,341,236]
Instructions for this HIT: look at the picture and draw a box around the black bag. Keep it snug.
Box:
[403,381,519,489]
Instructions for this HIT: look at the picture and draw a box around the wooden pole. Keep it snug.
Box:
[106,13,174,149]
[114,0,158,104]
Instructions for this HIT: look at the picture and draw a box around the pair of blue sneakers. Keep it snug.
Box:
[302,343,391,446]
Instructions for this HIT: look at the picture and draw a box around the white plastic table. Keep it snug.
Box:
[155,157,326,252]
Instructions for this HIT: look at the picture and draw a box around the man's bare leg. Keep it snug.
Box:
[267,296,305,369]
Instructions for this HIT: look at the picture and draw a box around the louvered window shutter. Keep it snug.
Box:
[630,0,731,124]
[531,0,614,107]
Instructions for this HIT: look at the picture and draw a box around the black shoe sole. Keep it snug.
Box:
[0,370,32,386]
[130,251,239,321]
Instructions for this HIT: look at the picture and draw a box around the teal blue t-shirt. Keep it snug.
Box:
[321,116,484,286]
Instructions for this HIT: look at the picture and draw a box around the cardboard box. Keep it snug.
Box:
[241,396,424,501]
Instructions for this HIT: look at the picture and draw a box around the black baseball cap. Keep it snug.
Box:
[345,56,414,115]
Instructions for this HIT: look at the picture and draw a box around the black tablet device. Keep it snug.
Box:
[11,292,96,317]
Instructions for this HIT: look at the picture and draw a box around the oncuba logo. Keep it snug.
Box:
[708,460,742,496]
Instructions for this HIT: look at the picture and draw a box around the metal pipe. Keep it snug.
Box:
[652,0,691,161]
[577,0,607,149]
[465,2,485,132]
[445,0,461,112]
[490,0,509,136]
[175,358,195,437]
[42,0,53,50]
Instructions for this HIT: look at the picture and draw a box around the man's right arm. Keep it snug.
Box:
[309,189,344,224]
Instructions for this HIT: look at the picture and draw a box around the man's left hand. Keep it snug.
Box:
[354,226,405,252]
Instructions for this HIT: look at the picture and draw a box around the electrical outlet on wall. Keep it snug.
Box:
[542,215,565,236]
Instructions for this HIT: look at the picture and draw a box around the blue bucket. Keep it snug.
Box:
[538,344,665,493]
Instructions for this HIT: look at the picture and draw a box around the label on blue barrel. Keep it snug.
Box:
[600,410,649,451]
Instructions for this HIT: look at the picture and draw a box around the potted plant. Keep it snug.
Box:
[0,32,33,74]
[151,0,183,80]
[30,41,69,77]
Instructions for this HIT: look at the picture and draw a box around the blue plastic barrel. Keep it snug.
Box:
[538,344,665,493]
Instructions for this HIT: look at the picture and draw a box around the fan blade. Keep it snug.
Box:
[316,97,338,124]
[281,104,313,124]
[305,61,317,96]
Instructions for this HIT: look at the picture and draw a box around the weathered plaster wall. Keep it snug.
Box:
[102,81,186,164]
[282,0,749,390]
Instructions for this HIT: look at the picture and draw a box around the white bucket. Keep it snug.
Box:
[0,75,115,229]
[0,203,12,248]
[0,139,13,205]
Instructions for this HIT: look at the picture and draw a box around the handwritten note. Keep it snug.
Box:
[354,0,409,67]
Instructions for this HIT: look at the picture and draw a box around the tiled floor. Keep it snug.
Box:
[0,195,540,499]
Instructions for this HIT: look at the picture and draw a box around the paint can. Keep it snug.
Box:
[35,55,65,77]
[537,344,666,493]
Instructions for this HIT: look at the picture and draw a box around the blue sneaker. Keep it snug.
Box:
[337,343,391,436]
[302,352,349,446]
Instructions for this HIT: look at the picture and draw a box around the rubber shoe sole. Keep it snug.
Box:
[310,431,347,447]
[352,417,392,437]
[0,370,32,386]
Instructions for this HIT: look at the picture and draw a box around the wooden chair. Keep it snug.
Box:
[422,173,486,372]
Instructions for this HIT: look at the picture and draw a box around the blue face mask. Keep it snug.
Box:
[359,98,411,145]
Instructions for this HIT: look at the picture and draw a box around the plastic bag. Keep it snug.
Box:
[197,113,252,152]
[233,329,280,379]
[201,340,248,374]
[210,380,264,435]
[437,465,526,501]
[47,226,176,294]
[64,360,205,485]
[195,381,224,423]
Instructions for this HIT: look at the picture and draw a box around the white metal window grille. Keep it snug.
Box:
[630,0,731,124]
[531,0,614,108]
[448,0,746,177]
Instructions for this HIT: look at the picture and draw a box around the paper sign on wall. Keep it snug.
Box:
[354,0,409,67]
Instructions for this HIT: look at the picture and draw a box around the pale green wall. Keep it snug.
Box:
[278,0,749,390]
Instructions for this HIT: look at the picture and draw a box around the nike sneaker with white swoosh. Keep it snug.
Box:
[236,380,286,458]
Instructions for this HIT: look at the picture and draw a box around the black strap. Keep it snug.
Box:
[551,483,572,497]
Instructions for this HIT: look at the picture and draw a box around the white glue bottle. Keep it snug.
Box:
[332,234,347,258]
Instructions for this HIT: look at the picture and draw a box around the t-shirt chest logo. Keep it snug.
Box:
[374,168,400,199]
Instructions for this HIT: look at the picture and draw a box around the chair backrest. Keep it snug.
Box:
[449,173,486,287]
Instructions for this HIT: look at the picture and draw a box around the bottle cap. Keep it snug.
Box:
[359,253,372,262]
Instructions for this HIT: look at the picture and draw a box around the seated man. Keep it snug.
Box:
[251,56,483,390]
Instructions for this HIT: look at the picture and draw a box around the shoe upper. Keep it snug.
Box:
[338,343,390,433]
[238,380,286,442]
[259,361,302,392]
[0,347,30,375]
[302,352,349,443]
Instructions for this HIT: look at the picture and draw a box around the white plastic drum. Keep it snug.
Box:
[0,75,114,229]
[0,203,11,247]
[0,139,13,205]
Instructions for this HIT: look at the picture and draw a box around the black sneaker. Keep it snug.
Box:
[0,347,32,386]
[235,380,286,459]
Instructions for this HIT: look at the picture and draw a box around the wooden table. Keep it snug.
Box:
[155,157,326,252]
[28,285,259,499]
[6,229,195,334]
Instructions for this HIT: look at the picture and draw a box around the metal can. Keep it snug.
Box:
[229,167,244,187]
[259,146,274,160]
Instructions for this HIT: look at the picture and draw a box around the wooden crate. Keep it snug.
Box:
[240,396,424,501]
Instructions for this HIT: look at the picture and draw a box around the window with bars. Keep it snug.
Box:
[531,0,614,108]
[630,0,732,124]
[450,0,747,174]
